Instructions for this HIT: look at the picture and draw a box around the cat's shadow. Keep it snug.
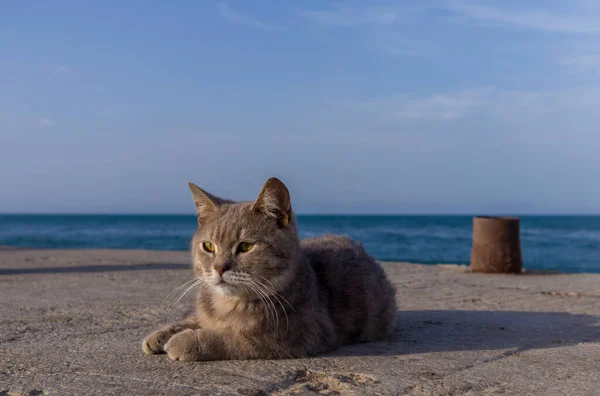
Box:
[324,309,600,357]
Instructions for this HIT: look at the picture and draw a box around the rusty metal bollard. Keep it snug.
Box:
[470,216,523,274]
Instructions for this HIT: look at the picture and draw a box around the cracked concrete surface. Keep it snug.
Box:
[1,249,599,395]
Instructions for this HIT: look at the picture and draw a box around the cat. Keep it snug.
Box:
[142,177,397,361]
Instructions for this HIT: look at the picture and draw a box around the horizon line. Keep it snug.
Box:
[2,213,600,217]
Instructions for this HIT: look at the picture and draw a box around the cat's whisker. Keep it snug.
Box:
[251,279,288,334]
[171,279,204,308]
[167,278,205,311]
[238,282,265,314]
[252,282,280,332]
[249,283,279,331]
[241,280,278,331]
[258,276,296,312]
[254,277,292,327]
[271,278,292,306]
[246,280,280,332]
[167,282,199,311]
[161,277,201,308]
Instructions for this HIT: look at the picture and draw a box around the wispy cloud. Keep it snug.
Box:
[54,66,68,73]
[217,2,281,31]
[39,118,54,127]
[354,87,494,121]
[375,35,437,58]
[447,0,600,34]
[561,53,600,68]
[298,6,399,27]
[298,4,433,59]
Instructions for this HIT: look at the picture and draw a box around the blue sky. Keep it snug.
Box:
[1,1,599,214]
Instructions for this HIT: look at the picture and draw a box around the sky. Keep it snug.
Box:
[1,0,600,214]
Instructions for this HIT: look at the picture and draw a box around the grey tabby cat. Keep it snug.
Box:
[142,178,397,361]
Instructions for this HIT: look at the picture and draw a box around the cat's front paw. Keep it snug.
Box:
[142,329,174,355]
[164,329,204,361]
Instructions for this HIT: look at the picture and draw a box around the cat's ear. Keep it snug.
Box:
[188,182,219,223]
[252,177,292,227]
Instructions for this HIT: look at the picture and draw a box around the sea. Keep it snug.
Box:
[1,215,599,273]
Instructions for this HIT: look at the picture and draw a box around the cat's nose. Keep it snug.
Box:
[214,263,230,276]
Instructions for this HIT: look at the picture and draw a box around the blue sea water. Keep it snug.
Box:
[0,215,599,273]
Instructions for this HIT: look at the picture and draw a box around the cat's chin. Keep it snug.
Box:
[213,281,241,296]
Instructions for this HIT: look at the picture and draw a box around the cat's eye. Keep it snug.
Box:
[202,241,216,253]
[237,242,254,253]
